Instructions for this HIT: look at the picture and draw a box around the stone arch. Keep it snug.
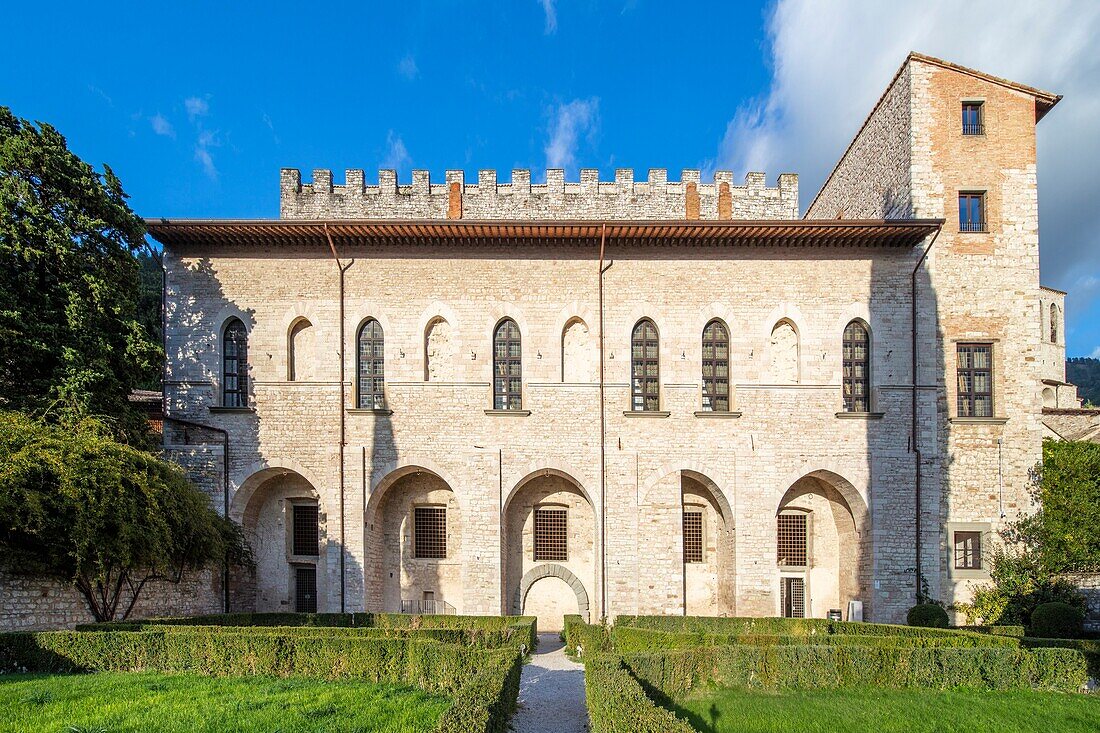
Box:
[232,460,327,522]
[287,316,315,381]
[769,319,801,384]
[561,316,596,383]
[512,563,590,622]
[424,317,455,382]
[503,466,599,519]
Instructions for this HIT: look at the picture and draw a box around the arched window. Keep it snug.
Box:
[701,319,730,412]
[842,320,870,412]
[222,318,248,407]
[1050,303,1059,344]
[493,319,522,410]
[631,319,660,411]
[357,319,385,409]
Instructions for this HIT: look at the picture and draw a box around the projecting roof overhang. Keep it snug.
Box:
[146,218,943,249]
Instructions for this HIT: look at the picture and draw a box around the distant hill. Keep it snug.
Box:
[1067,357,1100,407]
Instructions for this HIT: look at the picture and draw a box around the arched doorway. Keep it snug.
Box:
[504,470,596,627]
[775,470,870,620]
[681,472,735,615]
[365,466,463,613]
[233,467,326,613]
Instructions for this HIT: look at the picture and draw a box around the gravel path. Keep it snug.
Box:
[510,633,589,733]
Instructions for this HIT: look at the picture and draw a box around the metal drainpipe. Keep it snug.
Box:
[910,224,942,601]
[324,223,353,614]
[597,223,610,620]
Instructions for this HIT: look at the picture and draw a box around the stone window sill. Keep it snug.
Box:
[208,406,255,414]
[835,411,884,420]
[347,408,394,415]
[693,411,742,419]
[623,410,671,418]
[484,409,531,416]
[949,417,1008,425]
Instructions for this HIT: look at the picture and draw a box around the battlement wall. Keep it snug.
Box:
[280,168,799,220]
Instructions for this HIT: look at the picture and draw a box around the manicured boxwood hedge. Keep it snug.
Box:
[1022,637,1100,679]
[584,654,693,733]
[956,625,1027,637]
[611,626,1021,652]
[619,645,1087,694]
[563,614,610,655]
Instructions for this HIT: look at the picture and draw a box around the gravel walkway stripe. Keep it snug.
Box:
[510,632,589,733]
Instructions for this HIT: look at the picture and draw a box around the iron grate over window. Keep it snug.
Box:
[631,319,660,411]
[777,513,807,567]
[295,566,317,613]
[414,506,447,559]
[222,318,248,407]
[701,320,730,412]
[781,577,805,618]
[493,319,522,410]
[292,504,319,556]
[534,507,568,562]
[842,320,870,412]
[683,510,704,563]
[957,343,993,417]
[357,319,385,409]
[954,531,982,570]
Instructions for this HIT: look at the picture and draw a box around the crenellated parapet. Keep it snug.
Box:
[280,168,799,220]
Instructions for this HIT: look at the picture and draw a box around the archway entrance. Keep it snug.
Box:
[514,563,590,631]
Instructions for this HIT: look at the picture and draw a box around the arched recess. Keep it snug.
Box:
[775,469,871,620]
[512,563,591,624]
[769,319,800,384]
[1049,303,1059,344]
[232,465,326,614]
[424,317,456,382]
[562,316,596,383]
[503,469,597,623]
[363,464,463,613]
[680,470,735,615]
[287,317,315,381]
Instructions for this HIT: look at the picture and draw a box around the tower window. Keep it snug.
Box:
[957,343,993,417]
[962,101,984,135]
[959,192,986,232]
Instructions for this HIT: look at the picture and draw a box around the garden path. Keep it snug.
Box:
[510,633,589,733]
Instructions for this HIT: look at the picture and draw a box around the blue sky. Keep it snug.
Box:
[3,1,1098,357]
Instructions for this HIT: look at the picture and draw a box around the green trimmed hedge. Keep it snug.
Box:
[77,612,373,629]
[1022,637,1100,679]
[584,654,694,733]
[619,644,1087,694]
[563,615,610,655]
[611,626,1020,652]
[956,625,1027,637]
[436,649,522,733]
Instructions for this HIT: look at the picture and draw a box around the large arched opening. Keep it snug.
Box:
[681,471,736,616]
[775,470,870,620]
[503,469,596,630]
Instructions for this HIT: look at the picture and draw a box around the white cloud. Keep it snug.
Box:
[382,131,412,172]
[149,113,175,138]
[194,129,219,179]
[720,0,1100,352]
[539,0,557,34]
[398,53,419,80]
[184,96,209,121]
[545,98,599,171]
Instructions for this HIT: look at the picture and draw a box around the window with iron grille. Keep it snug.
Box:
[222,318,248,407]
[959,191,986,232]
[291,504,319,556]
[842,320,870,412]
[294,565,317,612]
[701,320,730,412]
[631,319,660,411]
[493,319,522,410]
[957,343,993,417]
[777,513,807,567]
[962,102,984,135]
[357,319,385,409]
[954,531,982,570]
[414,506,447,559]
[683,509,704,563]
[534,507,568,562]
[781,577,805,618]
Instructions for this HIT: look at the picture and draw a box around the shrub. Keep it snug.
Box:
[955,547,1086,627]
[907,603,949,628]
[563,615,610,655]
[955,625,1026,637]
[1022,637,1100,679]
[584,654,694,733]
[1029,602,1085,639]
[611,627,1017,652]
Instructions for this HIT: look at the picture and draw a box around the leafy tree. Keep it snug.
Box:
[1066,357,1100,407]
[0,107,160,442]
[0,411,251,622]
[954,546,1084,628]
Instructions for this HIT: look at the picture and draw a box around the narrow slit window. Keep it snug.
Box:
[777,513,807,567]
[631,319,660,411]
[414,506,447,559]
[842,321,870,412]
[701,320,730,412]
[683,509,704,564]
[957,343,993,417]
[493,319,522,410]
[292,504,319,556]
[959,192,986,232]
[534,507,568,562]
[357,319,385,409]
[222,318,248,407]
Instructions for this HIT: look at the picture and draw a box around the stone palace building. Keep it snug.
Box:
[4,52,1077,632]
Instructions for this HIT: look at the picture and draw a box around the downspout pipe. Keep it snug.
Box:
[324,223,354,614]
[910,224,942,602]
[597,224,610,620]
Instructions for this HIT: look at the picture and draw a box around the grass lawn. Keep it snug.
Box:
[0,672,451,733]
[669,686,1100,733]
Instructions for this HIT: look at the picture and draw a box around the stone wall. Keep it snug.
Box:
[280,168,799,221]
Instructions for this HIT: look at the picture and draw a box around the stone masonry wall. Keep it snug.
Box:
[280,168,799,221]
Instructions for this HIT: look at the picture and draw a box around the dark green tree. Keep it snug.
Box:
[0,107,160,442]
[0,411,250,622]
